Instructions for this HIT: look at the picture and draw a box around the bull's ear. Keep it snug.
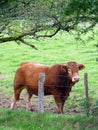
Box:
[61,64,67,72]
[79,64,85,70]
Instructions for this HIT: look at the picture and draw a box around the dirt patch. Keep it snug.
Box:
[0,94,84,115]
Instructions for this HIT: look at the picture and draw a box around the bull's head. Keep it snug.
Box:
[61,62,85,83]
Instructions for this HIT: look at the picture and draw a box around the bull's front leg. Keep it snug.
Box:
[53,94,66,114]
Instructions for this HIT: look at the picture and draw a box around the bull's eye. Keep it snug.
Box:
[68,69,72,74]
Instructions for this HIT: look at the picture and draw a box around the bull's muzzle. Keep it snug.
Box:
[72,76,80,82]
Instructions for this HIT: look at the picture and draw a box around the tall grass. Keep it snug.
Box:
[0,109,97,130]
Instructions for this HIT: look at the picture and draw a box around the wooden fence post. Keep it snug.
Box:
[84,73,90,116]
[38,73,45,113]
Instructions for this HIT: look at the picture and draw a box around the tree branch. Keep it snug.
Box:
[0,29,39,49]
[0,29,37,43]
[19,38,38,50]
[35,27,60,38]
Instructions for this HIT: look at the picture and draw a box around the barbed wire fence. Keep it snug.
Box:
[37,73,98,117]
[0,73,98,118]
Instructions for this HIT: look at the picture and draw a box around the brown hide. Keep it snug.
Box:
[12,61,85,113]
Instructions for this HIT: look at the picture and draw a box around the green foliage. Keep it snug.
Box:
[0,0,98,42]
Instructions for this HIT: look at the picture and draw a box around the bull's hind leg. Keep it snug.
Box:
[10,87,23,109]
[10,94,16,109]
[26,90,33,111]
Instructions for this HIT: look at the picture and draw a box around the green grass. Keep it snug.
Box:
[0,109,98,130]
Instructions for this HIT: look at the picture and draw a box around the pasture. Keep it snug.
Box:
[0,30,98,129]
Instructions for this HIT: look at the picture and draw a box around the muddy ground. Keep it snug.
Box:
[0,93,84,115]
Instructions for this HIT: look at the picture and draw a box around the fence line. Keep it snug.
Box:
[14,73,85,88]
[16,73,83,78]
[37,72,97,116]
[1,72,98,115]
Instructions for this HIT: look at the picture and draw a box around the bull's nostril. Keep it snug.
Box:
[74,78,80,82]
[72,77,80,82]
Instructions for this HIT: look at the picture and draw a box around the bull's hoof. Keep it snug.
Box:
[57,111,63,114]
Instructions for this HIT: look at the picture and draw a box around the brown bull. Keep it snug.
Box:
[10,61,85,113]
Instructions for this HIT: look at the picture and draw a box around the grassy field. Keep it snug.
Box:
[0,30,98,129]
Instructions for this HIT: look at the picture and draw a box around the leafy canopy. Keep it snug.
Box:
[0,0,98,49]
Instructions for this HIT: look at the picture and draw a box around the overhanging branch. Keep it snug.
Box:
[0,30,36,43]
[35,27,60,38]
[0,29,38,50]
[19,38,38,50]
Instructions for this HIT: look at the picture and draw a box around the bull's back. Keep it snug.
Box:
[14,62,49,90]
